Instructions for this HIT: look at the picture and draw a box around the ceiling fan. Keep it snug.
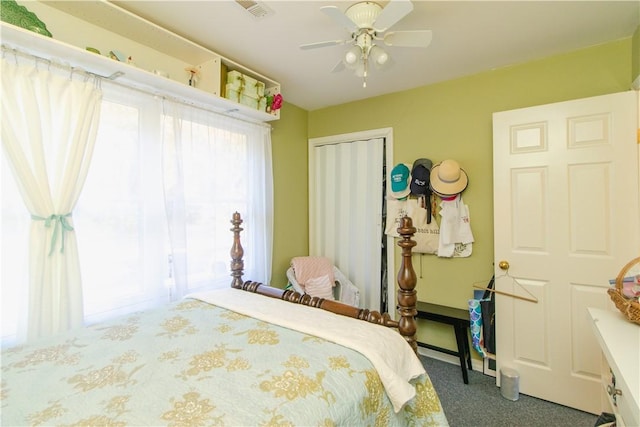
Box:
[300,0,432,87]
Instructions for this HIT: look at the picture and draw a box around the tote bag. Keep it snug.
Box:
[386,199,440,254]
[408,200,439,254]
[385,199,409,237]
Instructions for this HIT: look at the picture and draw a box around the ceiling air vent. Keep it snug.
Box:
[234,0,274,19]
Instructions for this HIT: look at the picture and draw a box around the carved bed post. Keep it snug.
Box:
[397,216,418,353]
[230,212,244,289]
[229,212,420,351]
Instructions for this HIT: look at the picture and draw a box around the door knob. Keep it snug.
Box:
[498,260,510,270]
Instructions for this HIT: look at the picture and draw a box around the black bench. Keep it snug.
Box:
[416,301,473,384]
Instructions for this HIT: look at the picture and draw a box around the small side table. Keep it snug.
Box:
[416,301,473,384]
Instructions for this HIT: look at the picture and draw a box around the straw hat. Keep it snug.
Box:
[429,159,468,196]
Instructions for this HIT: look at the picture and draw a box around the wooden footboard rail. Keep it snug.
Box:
[230,212,419,353]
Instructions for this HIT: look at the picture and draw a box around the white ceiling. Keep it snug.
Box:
[112,0,639,111]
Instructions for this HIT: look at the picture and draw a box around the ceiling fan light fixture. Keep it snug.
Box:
[344,46,360,66]
[301,0,431,88]
[369,45,389,67]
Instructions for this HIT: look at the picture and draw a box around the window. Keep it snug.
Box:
[74,92,168,323]
[161,104,254,296]
[1,81,272,345]
[1,152,30,341]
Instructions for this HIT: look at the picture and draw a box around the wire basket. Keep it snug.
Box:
[607,257,640,325]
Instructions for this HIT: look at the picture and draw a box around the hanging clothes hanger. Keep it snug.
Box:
[473,268,538,303]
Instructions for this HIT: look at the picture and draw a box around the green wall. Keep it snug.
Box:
[634,26,640,86]
[272,37,634,354]
[270,102,310,286]
[22,0,639,360]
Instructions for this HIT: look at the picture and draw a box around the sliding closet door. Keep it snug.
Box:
[309,132,386,311]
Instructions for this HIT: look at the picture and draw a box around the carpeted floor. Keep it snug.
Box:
[421,356,599,427]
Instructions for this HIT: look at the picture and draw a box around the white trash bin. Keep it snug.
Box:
[500,367,520,401]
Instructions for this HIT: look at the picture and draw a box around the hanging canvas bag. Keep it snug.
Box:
[384,198,409,237]
[386,198,439,253]
[406,198,439,254]
[438,195,474,257]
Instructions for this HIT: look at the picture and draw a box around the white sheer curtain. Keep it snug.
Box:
[162,99,274,296]
[0,57,102,341]
[1,57,273,346]
[73,86,169,325]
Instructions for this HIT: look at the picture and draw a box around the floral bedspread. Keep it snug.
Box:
[1,297,448,426]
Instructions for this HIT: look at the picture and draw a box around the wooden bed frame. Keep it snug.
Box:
[229,212,420,353]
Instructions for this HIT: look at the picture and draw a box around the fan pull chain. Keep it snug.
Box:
[362,57,368,88]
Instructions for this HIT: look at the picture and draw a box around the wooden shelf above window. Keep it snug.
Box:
[1,1,281,122]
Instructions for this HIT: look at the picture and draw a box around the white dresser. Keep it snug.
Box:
[588,308,640,427]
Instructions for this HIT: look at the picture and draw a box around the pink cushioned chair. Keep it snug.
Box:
[286,265,360,308]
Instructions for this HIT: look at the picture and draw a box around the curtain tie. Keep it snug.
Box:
[31,213,74,255]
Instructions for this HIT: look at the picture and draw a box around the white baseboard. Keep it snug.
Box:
[417,347,485,373]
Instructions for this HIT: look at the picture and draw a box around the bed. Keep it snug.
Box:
[1,213,448,426]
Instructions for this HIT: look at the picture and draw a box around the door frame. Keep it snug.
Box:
[308,127,395,314]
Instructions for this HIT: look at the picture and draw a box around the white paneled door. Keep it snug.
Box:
[493,91,639,414]
[309,129,391,311]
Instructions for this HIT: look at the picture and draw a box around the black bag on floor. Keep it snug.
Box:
[480,276,496,355]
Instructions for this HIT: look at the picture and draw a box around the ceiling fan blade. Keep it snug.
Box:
[383,30,433,47]
[320,5,358,33]
[373,0,413,32]
[300,39,348,50]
